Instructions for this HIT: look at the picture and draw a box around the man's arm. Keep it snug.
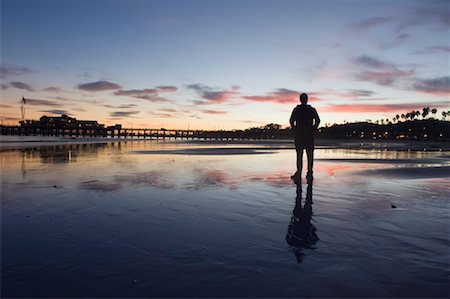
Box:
[289,108,296,128]
[313,108,320,130]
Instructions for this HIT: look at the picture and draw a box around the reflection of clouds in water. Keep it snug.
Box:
[79,170,174,192]
[188,168,238,190]
[115,171,175,189]
[322,164,354,176]
[248,172,292,187]
[80,180,121,192]
[189,168,294,190]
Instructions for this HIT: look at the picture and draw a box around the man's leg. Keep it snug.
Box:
[296,147,304,177]
[306,146,314,181]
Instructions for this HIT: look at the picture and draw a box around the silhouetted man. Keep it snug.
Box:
[289,93,320,183]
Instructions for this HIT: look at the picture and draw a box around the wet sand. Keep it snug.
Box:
[1,138,449,297]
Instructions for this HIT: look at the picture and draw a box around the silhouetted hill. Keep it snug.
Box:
[317,120,449,141]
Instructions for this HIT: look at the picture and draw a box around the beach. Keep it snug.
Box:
[1,137,449,298]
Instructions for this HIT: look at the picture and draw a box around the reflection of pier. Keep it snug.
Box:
[1,126,252,140]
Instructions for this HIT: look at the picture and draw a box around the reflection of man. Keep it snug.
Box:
[286,182,318,263]
[289,93,320,183]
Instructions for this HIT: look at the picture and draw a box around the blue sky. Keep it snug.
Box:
[1,0,449,129]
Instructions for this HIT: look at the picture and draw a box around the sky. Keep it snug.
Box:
[1,0,449,130]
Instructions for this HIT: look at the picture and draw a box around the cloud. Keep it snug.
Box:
[347,89,376,97]
[136,94,172,102]
[149,112,175,118]
[311,89,375,99]
[104,104,137,109]
[243,88,304,104]
[77,81,122,91]
[156,85,177,92]
[321,102,449,113]
[349,17,392,30]
[160,108,176,113]
[10,81,34,91]
[110,110,140,118]
[202,109,227,115]
[355,69,414,86]
[114,86,176,103]
[114,89,158,96]
[51,96,71,102]
[0,65,32,79]
[352,55,415,86]
[397,2,450,31]
[412,76,450,95]
[414,45,450,55]
[22,98,60,106]
[187,84,238,105]
[40,109,70,115]
[114,85,177,96]
[379,33,412,50]
[44,86,63,92]
[354,55,392,69]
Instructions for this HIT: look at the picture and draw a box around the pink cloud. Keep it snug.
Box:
[114,86,176,104]
[202,109,227,115]
[202,91,237,104]
[187,84,238,104]
[355,69,414,86]
[160,108,177,113]
[352,55,415,86]
[137,94,171,102]
[243,89,319,105]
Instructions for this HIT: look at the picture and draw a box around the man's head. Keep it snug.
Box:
[300,93,308,104]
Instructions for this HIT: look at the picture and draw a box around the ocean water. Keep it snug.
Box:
[1,139,449,298]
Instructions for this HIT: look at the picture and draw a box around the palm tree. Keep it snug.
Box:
[431,108,437,118]
[422,107,430,119]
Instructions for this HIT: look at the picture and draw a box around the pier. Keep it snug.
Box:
[0,125,250,140]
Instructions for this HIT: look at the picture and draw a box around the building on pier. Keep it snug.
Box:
[20,114,105,129]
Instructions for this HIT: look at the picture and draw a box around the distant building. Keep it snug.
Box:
[20,114,105,129]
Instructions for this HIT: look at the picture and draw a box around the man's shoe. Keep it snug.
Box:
[306,172,314,183]
[291,171,301,183]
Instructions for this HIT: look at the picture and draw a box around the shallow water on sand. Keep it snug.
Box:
[1,140,449,298]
